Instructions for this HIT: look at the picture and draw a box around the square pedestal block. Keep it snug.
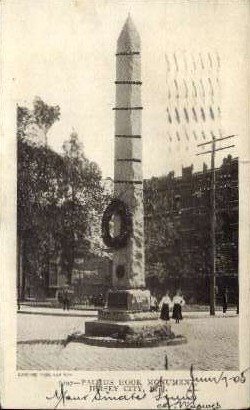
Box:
[85,318,172,340]
[107,289,150,311]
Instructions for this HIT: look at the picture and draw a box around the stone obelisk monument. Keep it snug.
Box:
[109,14,150,308]
[85,16,174,343]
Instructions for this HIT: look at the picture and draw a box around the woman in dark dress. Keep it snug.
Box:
[172,291,185,323]
[159,293,172,321]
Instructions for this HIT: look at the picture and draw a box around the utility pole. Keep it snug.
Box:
[196,134,236,316]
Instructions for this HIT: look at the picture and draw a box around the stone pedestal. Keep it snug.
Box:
[85,317,172,339]
[107,289,150,311]
[85,289,172,342]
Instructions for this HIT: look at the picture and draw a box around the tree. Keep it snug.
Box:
[17,97,60,147]
[17,106,33,140]
[33,97,60,146]
[17,98,108,299]
[17,139,66,299]
[60,131,106,283]
[17,98,63,298]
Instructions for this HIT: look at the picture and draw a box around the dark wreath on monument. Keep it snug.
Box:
[101,198,132,249]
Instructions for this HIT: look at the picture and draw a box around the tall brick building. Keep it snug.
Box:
[144,155,238,304]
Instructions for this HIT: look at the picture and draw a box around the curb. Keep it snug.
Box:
[20,303,97,311]
[17,310,238,319]
[17,310,97,318]
[182,313,237,319]
[17,339,64,345]
[68,333,188,348]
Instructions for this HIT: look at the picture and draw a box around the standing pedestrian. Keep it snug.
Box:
[159,292,172,321]
[150,293,159,312]
[17,297,21,311]
[172,290,185,323]
[222,288,228,315]
[62,288,70,311]
[58,289,63,308]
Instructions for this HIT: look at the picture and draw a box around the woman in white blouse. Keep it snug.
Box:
[172,290,185,323]
[159,292,172,321]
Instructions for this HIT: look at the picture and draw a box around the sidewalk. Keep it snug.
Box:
[183,309,237,319]
[18,305,238,318]
[18,305,97,317]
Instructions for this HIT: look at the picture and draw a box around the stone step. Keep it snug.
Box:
[69,332,187,348]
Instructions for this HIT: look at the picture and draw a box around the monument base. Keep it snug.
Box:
[85,290,172,342]
[79,289,187,347]
[85,317,172,339]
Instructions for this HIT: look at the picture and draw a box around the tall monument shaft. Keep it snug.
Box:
[113,16,145,290]
[85,17,179,344]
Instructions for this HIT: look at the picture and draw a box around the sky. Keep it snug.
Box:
[4,0,249,178]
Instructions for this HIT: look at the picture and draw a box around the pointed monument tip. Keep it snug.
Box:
[126,12,132,23]
[123,13,136,31]
[117,14,140,52]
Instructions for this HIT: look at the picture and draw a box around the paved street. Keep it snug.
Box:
[17,310,239,371]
